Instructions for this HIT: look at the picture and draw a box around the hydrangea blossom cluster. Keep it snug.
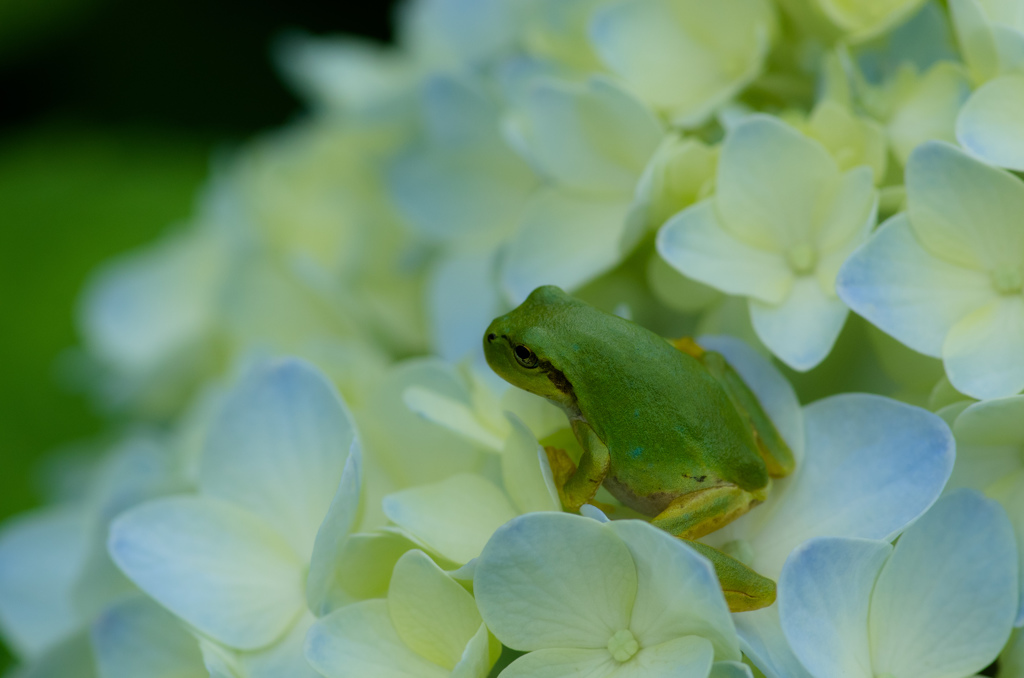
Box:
[1,0,1023,677]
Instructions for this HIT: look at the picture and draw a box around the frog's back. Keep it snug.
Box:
[562,309,769,513]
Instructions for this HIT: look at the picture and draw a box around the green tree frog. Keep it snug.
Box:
[483,285,795,611]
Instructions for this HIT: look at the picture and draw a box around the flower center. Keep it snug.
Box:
[786,243,817,275]
[991,265,1024,295]
[607,629,640,662]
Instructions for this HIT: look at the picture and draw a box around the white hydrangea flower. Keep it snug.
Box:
[940,395,1024,624]
[589,0,777,127]
[658,116,878,370]
[779,490,1018,678]
[107,360,361,666]
[305,549,496,678]
[838,141,1024,400]
[951,0,1024,169]
[475,512,746,678]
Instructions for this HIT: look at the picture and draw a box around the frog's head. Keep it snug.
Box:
[483,285,581,405]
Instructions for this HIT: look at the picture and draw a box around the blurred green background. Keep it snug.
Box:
[0,0,393,669]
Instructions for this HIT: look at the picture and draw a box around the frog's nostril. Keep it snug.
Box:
[487,333,497,342]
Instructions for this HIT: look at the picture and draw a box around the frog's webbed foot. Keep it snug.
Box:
[544,419,610,513]
[650,483,767,540]
[683,540,776,612]
[671,337,796,478]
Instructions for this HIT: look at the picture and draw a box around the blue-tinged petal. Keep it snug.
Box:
[837,214,993,357]
[746,394,953,579]
[0,506,87,658]
[514,76,662,194]
[108,496,305,650]
[778,537,891,678]
[733,607,814,678]
[697,335,804,462]
[906,141,1024,271]
[715,116,839,252]
[427,252,504,365]
[475,513,637,650]
[79,229,223,373]
[241,613,320,678]
[200,359,356,558]
[306,443,363,616]
[388,145,536,245]
[657,201,793,305]
[943,296,1024,399]
[749,276,848,372]
[382,474,517,565]
[609,520,739,660]
[498,648,615,678]
[304,600,447,678]
[870,490,1018,678]
[957,75,1024,171]
[501,189,632,304]
[91,596,206,678]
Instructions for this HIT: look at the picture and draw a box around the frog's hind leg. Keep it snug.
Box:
[672,338,795,478]
[650,483,767,540]
[684,540,776,612]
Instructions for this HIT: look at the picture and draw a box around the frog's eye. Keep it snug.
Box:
[514,344,539,368]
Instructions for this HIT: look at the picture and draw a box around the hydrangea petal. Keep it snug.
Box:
[501,414,561,514]
[778,537,892,678]
[715,116,839,251]
[697,334,805,461]
[382,474,518,564]
[427,252,504,364]
[91,596,207,678]
[888,62,971,165]
[869,490,1018,678]
[499,648,615,678]
[241,612,320,678]
[108,496,305,650]
[657,201,793,305]
[815,166,876,256]
[749,276,848,371]
[304,599,447,678]
[608,636,714,678]
[906,141,1024,271]
[515,76,662,193]
[307,444,363,615]
[450,624,493,678]
[0,507,87,658]
[943,294,1024,399]
[608,520,739,660]
[953,395,1024,445]
[403,386,505,452]
[200,359,356,558]
[388,550,482,670]
[747,393,953,579]
[733,607,813,678]
[589,0,773,126]
[837,214,994,356]
[501,189,632,304]
[474,513,637,650]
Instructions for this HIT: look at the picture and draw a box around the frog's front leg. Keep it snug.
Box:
[684,540,776,612]
[545,419,610,512]
[650,483,768,540]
